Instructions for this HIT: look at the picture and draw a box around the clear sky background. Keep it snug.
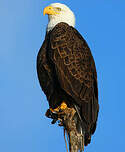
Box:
[0,0,125,152]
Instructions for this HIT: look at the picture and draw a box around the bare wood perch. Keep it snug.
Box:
[46,107,84,152]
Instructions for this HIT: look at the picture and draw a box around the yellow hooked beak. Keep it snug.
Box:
[43,6,59,16]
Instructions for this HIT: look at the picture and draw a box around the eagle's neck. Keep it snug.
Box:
[47,19,59,32]
[46,14,75,32]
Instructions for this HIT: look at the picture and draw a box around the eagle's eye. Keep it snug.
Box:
[55,7,61,11]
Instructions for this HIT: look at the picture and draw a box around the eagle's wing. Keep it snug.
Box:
[37,38,54,103]
[49,23,99,133]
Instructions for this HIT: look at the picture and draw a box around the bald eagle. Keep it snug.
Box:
[37,3,99,151]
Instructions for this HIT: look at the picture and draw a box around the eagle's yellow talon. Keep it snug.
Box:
[60,102,67,110]
[50,101,67,113]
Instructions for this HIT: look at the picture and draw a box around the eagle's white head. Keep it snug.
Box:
[43,3,75,32]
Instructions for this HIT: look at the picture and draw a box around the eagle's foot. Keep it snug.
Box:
[50,101,68,113]
[45,105,76,125]
[45,101,68,124]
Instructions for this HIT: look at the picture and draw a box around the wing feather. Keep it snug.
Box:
[49,23,99,130]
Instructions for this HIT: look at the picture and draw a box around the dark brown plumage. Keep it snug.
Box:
[37,22,99,146]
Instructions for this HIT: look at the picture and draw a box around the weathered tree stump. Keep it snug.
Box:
[46,107,84,152]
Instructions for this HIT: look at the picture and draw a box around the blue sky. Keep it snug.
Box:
[0,0,125,152]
